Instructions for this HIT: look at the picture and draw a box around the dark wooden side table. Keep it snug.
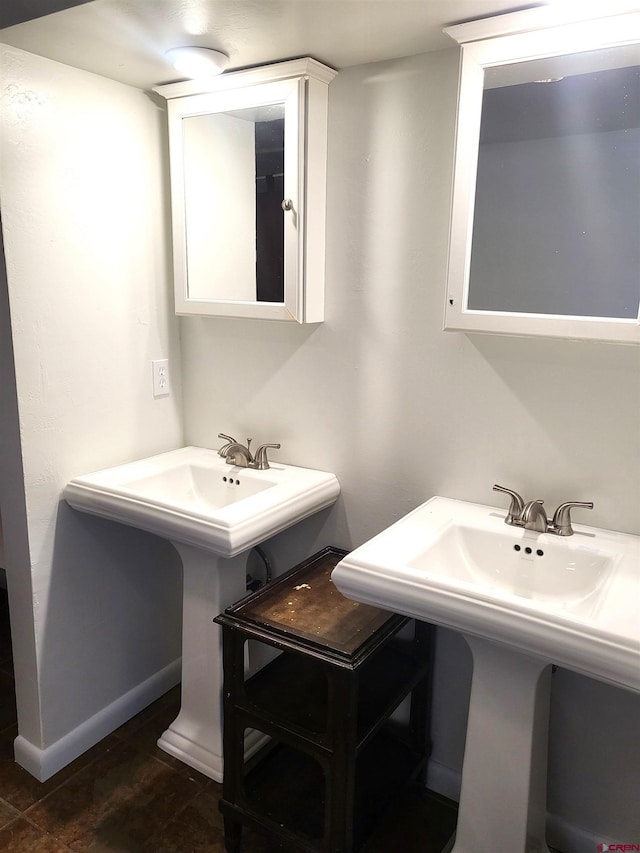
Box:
[215,547,434,853]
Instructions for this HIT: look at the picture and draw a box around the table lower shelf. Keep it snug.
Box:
[221,725,428,851]
[241,639,429,749]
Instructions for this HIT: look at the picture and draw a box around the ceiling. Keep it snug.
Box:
[0,0,549,91]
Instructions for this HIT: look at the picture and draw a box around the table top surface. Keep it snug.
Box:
[222,548,400,657]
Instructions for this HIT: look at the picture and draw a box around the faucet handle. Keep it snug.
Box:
[493,484,525,524]
[253,443,281,470]
[217,433,237,457]
[551,501,594,536]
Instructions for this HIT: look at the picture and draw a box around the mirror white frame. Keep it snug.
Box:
[444,8,640,345]
[154,59,336,323]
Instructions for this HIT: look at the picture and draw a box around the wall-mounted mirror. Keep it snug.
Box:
[444,10,640,344]
[154,59,336,323]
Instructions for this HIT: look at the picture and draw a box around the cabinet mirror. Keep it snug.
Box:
[444,10,640,344]
[154,59,336,322]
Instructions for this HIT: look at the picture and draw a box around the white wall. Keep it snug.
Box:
[0,213,40,748]
[0,45,184,776]
[180,51,640,847]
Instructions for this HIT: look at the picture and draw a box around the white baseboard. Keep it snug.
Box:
[426,757,462,802]
[14,658,181,782]
[425,760,607,853]
[546,814,617,853]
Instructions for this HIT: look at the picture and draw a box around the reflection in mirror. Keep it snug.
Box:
[255,115,285,302]
[182,103,285,304]
[469,47,640,319]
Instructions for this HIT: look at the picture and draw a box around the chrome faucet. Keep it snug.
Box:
[217,433,281,470]
[493,485,593,536]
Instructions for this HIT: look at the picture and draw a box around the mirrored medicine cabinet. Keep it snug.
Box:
[153,58,336,322]
[444,9,640,344]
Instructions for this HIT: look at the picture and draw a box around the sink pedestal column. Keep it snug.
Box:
[157,543,264,781]
[452,636,552,853]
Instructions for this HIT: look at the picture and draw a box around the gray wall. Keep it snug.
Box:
[470,129,640,317]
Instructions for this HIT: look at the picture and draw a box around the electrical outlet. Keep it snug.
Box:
[152,359,170,398]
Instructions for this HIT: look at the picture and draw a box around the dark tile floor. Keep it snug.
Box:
[0,589,457,851]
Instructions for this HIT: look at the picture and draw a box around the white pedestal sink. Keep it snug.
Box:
[154,543,263,780]
[64,446,340,780]
[454,638,551,853]
[332,496,639,853]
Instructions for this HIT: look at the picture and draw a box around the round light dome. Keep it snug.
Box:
[166,47,229,78]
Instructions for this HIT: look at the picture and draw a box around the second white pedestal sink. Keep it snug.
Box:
[64,446,340,780]
[332,496,639,853]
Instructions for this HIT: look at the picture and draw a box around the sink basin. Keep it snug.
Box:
[123,463,275,509]
[332,496,639,853]
[408,514,614,609]
[332,496,639,692]
[64,445,340,557]
[65,445,340,782]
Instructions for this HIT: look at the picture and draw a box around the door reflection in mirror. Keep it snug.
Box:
[255,116,285,302]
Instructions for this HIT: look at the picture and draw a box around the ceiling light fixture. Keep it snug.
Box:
[166,47,229,78]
